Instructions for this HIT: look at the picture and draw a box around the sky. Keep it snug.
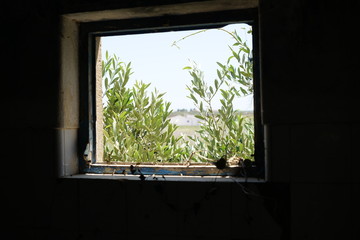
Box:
[101,23,253,111]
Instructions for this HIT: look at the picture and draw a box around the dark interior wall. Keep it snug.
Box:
[1,0,359,239]
[259,2,360,240]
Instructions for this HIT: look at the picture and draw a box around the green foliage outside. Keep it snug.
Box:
[102,53,182,162]
[102,27,254,164]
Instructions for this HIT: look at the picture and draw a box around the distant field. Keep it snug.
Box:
[169,111,199,117]
[170,110,254,139]
[173,125,201,138]
[170,110,253,117]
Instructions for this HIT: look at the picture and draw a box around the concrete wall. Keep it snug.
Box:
[1,0,359,239]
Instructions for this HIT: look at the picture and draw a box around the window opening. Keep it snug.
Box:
[84,21,262,179]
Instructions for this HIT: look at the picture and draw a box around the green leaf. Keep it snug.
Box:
[189,94,198,104]
[216,62,225,69]
[157,92,166,99]
[183,66,192,70]
[220,99,226,108]
[104,77,109,90]
[214,79,219,90]
[227,55,234,64]
[195,115,205,120]
[229,46,240,62]
[220,89,228,99]
[241,47,250,54]
[192,87,202,97]
[217,69,222,80]
[240,87,248,95]
[209,86,214,94]
[112,58,116,70]
[229,93,235,103]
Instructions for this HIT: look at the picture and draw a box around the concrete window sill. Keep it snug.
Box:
[64,173,265,183]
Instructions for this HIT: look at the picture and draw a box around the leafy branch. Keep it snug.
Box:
[178,26,255,163]
[102,52,183,163]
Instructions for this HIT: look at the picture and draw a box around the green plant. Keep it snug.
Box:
[180,28,255,163]
[102,52,183,163]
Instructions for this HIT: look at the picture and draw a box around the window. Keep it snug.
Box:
[59,1,265,181]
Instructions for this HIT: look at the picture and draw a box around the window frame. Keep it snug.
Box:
[59,2,266,181]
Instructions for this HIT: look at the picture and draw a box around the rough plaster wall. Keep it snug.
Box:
[95,38,104,162]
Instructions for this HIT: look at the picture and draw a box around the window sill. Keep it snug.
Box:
[64,173,265,183]
[85,163,257,175]
[73,163,265,182]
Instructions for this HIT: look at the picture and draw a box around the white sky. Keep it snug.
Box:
[101,23,253,111]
